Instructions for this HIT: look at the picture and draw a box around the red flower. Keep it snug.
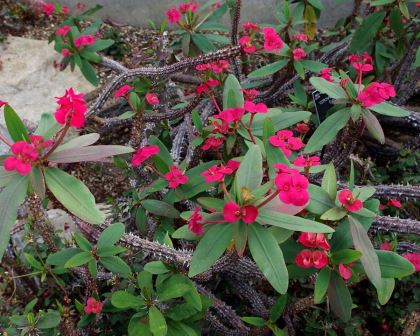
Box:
[180,2,199,14]
[223,201,258,224]
[269,130,304,157]
[292,155,320,168]
[201,164,233,183]
[4,141,39,175]
[164,165,188,189]
[263,27,283,52]
[145,93,159,106]
[132,145,160,167]
[42,3,55,15]
[403,253,420,271]
[275,172,310,206]
[74,35,95,47]
[196,84,209,95]
[115,85,133,98]
[61,48,71,57]
[292,33,309,42]
[349,52,373,73]
[387,198,401,208]
[292,48,306,61]
[295,249,313,268]
[312,250,328,269]
[227,159,240,171]
[338,189,363,212]
[242,21,260,31]
[214,108,244,124]
[54,88,87,128]
[0,100,8,108]
[29,135,52,149]
[241,89,260,101]
[319,67,333,82]
[55,25,72,36]
[339,263,353,280]
[84,297,103,314]
[357,82,396,108]
[61,5,69,15]
[188,208,204,235]
[166,8,181,23]
[244,101,268,114]
[269,130,293,145]
[239,36,257,54]
[206,79,220,87]
[295,122,310,134]
[201,136,224,151]
[298,232,330,251]
[380,242,393,251]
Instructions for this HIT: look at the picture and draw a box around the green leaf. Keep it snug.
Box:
[111,291,144,309]
[376,250,415,278]
[100,256,131,277]
[57,133,100,151]
[29,166,46,199]
[197,197,225,211]
[73,232,92,251]
[48,145,134,163]
[37,311,61,329]
[24,253,43,270]
[235,145,263,196]
[328,272,353,322]
[304,108,351,153]
[223,74,244,109]
[376,278,395,305]
[142,199,180,218]
[350,11,386,53]
[0,167,18,188]
[46,248,80,266]
[144,261,169,274]
[309,77,347,99]
[369,102,410,117]
[188,223,233,277]
[84,39,114,52]
[88,259,97,278]
[248,60,289,78]
[96,246,126,257]
[349,216,381,288]
[149,135,173,173]
[306,184,335,215]
[80,59,99,86]
[191,33,216,53]
[44,168,105,224]
[257,209,334,233]
[269,227,294,244]
[97,223,125,249]
[320,207,347,221]
[331,249,362,264]
[362,109,385,144]
[270,295,288,322]
[314,267,331,304]
[64,251,93,268]
[149,306,167,336]
[248,224,288,293]
[35,113,60,139]
[0,174,29,259]
[4,104,29,142]
[129,314,151,336]
[300,60,327,72]
[158,274,191,301]
[321,163,337,200]
[241,316,266,327]
[191,110,203,133]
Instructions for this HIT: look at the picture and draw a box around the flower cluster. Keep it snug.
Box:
[240,25,283,54]
[196,60,230,74]
[84,297,103,314]
[4,141,39,175]
[115,85,133,98]
[43,2,69,16]
[292,155,320,168]
[131,145,160,167]
[54,88,88,128]
[164,165,188,189]
[319,67,334,82]
[348,52,373,73]
[223,201,258,224]
[338,189,363,212]
[166,2,200,23]
[274,164,310,206]
[269,130,304,157]
[296,232,329,269]
[201,160,239,183]
[188,208,204,236]
[55,25,72,36]
[357,82,396,108]
[74,35,95,47]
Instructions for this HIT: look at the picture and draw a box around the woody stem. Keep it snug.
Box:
[239,120,257,145]
[210,93,222,114]
[220,181,232,201]
[43,123,71,159]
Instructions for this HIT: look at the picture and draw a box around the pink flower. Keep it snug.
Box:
[227,159,240,171]
[76,2,87,11]
[132,145,160,167]
[4,141,39,175]
[61,48,71,57]
[196,84,209,95]
[214,108,244,124]
[166,8,181,23]
[357,82,396,107]
[380,242,393,251]
[244,101,268,114]
[55,25,72,36]
[295,123,310,134]
[223,201,258,224]
[269,130,304,157]
[196,60,229,74]
[29,135,52,149]
[164,165,188,189]
[74,35,95,47]
[201,164,233,183]
[179,2,199,14]
[275,173,310,206]
[54,88,87,128]
[241,89,260,101]
[339,263,353,280]
[403,253,420,271]
[388,198,401,208]
[239,36,257,54]
[292,156,320,168]
[242,21,260,31]
[84,297,103,314]
[319,67,333,82]
[298,232,330,251]
[115,85,133,98]
[349,52,373,73]
[206,79,220,87]
[295,249,313,268]
[312,250,328,269]
[61,5,69,15]
[42,3,55,15]
[0,100,7,108]
[292,48,306,61]
[338,189,363,212]
[145,93,159,106]
[201,136,224,151]
[263,27,283,52]
[292,33,309,42]
[188,208,204,235]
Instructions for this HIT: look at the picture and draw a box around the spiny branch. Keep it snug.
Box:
[370,216,420,235]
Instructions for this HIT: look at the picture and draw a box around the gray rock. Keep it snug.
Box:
[0,36,94,128]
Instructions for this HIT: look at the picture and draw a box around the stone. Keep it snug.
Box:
[0,36,94,127]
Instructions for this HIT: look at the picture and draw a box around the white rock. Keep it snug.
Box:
[0,36,94,127]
